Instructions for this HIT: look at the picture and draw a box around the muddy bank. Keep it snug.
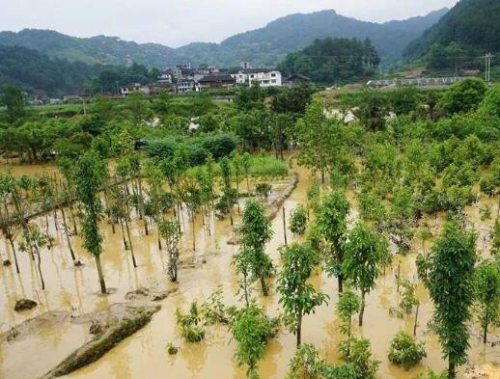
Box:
[40,303,161,379]
[1,288,173,379]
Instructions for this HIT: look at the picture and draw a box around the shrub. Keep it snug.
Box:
[256,183,272,199]
[388,331,426,370]
[289,205,308,235]
[166,342,179,355]
[175,302,206,343]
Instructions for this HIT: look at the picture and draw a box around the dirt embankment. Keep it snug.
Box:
[1,288,174,379]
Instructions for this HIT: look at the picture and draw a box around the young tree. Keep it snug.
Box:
[75,153,107,294]
[317,191,350,294]
[426,222,476,379]
[289,205,308,236]
[0,174,20,273]
[18,224,52,290]
[159,218,181,282]
[229,303,274,379]
[474,260,500,344]
[220,156,234,226]
[343,223,388,327]
[336,290,361,358]
[277,243,328,347]
[236,200,274,298]
[0,84,26,124]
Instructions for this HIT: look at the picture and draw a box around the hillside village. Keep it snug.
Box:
[119,62,307,97]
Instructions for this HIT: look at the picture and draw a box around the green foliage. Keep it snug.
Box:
[159,219,181,282]
[278,37,379,84]
[0,84,26,123]
[175,302,206,343]
[75,152,104,257]
[229,303,274,379]
[146,134,238,166]
[492,218,500,257]
[235,200,274,299]
[318,191,350,264]
[341,337,380,379]
[286,344,325,379]
[166,342,179,355]
[388,331,427,370]
[255,183,272,199]
[277,243,328,345]
[343,223,388,326]
[404,0,500,59]
[426,222,477,377]
[289,205,308,236]
[413,370,448,379]
[440,78,487,115]
[474,260,500,343]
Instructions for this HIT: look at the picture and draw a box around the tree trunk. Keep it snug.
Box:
[8,235,20,274]
[95,254,107,295]
[260,276,268,296]
[359,291,366,327]
[60,206,77,265]
[296,313,302,347]
[449,361,456,379]
[191,211,196,253]
[36,248,45,290]
[69,204,78,235]
[124,218,138,268]
[483,323,488,344]
[243,272,249,308]
[282,207,288,246]
[414,302,420,337]
[119,218,129,250]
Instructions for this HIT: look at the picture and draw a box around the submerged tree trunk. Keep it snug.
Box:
[282,207,288,246]
[8,235,20,274]
[119,218,129,250]
[449,361,456,379]
[296,313,302,347]
[35,248,45,290]
[260,276,268,297]
[359,291,366,327]
[124,218,138,268]
[95,254,107,295]
[60,206,77,265]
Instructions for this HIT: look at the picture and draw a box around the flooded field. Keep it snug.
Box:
[1,162,499,379]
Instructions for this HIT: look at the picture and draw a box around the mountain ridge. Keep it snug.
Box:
[0,7,449,68]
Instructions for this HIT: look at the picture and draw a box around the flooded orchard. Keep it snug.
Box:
[1,160,499,379]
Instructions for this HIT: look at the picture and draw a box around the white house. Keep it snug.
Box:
[231,69,282,87]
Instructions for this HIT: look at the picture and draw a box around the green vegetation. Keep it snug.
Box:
[388,331,427,370]
[278,37,379,84]
[277,242,328,347]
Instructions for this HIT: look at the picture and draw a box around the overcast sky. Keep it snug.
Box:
[1,0,459,47]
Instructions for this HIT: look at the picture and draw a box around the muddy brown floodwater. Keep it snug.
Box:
[0,162,499,379]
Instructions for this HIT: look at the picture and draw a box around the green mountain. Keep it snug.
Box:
[404,0,500,58]
[0,45,161,97]
[0,29,176,67]
[201,8,449,67]
[0,8,448,69]
[0,45,98,96]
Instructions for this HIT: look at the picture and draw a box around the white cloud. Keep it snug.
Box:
[0,0,459,47]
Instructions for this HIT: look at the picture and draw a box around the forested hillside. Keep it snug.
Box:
[0,29,176,67]
[0,45,160,96]
[404,0,500,59]
[278,38,380,84]
[0,8,447,69]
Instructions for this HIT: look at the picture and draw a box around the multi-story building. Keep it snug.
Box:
[231,69,282,87]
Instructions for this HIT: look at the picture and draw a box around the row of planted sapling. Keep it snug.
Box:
[0,148,291,301]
